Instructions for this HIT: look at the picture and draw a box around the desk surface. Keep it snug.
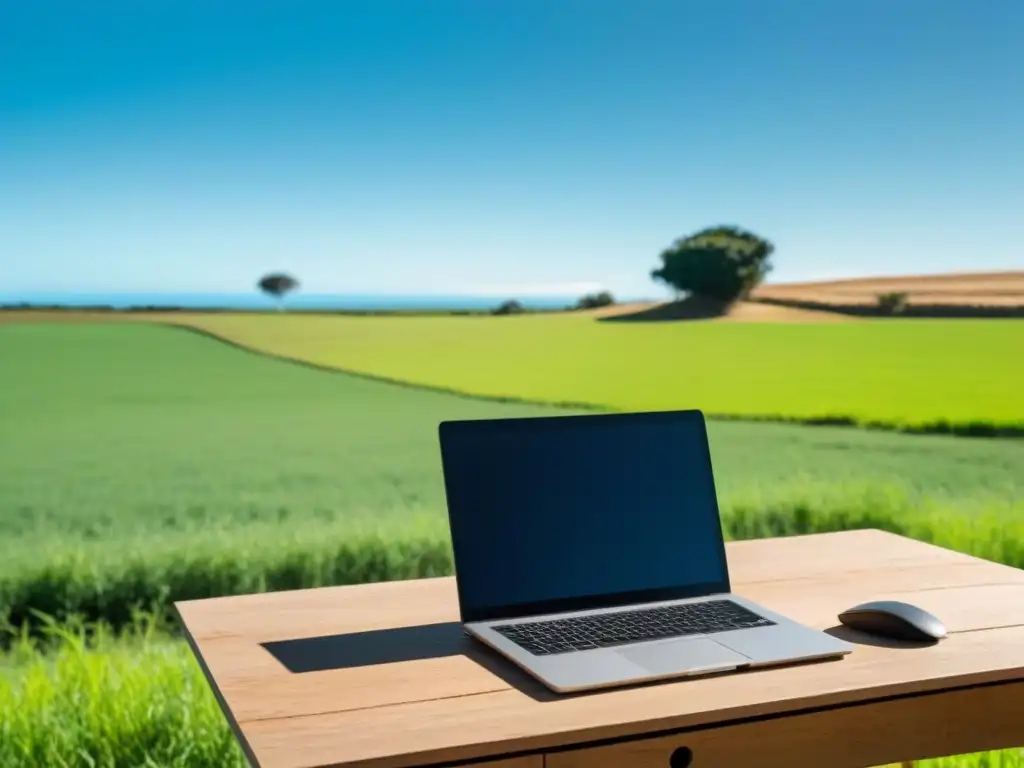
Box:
[176,530,1024,768]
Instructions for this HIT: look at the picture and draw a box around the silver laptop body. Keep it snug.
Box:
[438,409,852,694]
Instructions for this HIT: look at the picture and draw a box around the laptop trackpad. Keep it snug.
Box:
[616,638,750,676]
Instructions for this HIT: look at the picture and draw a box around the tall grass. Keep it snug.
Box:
[0,489,1020,766]
[0,516,452,638]
[2,487,1021,640]
[892,755,1024,768]
[0,617,246,768]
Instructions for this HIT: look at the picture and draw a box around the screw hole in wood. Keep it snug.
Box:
[669,746,693,767]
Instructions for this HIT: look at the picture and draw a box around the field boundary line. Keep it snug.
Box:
[155,320,609,412]
[105,319,1024,440]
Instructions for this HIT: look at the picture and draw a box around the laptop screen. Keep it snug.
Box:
[438,410,730,623]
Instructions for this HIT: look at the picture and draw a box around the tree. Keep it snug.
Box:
[575,290,615,310]
[492,299,526,315]
[876,291,909,315]
[257,272,299,311]
[650,225,774,303]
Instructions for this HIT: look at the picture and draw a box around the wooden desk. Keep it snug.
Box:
[176,530,1024,768]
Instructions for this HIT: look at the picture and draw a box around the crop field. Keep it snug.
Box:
[1,317,1022,767]
[170,311,1024,434]
[3,320,1023,626]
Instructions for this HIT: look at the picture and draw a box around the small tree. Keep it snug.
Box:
[575,290,615,310]
[257,272,299,311]
[876,291,909,315]
[650,225,774,303]
[492,299,526,315]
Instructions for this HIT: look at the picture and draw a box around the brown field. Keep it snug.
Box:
[752,270,1024,307]
[585,271,1023,322]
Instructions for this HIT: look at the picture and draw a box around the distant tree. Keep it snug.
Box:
[650,225,774,303]
[876,291,909,315]
[575,290,616,310]
[492,299,526,315]
[257,272,299,311]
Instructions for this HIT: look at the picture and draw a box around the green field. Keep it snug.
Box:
[1,319,1022,767]
[2,321,1022,630]
[176,312,1024,433]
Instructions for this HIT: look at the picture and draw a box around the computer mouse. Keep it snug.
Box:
[837,600,947,642]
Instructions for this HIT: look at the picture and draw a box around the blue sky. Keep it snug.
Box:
[2,0,1021,298]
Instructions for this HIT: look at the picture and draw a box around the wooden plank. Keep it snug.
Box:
[176,576,460,642]
[724,529,987,585]
[183,561,1024,723]
[189,632,511,722]
[240,625,1024,768]
[546,681,1024,768]
[744,581,1024,632]
[194,576,1024,723]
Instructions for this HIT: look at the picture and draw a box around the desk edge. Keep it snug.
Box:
[329,675,1024,768]
[175,604,265,768]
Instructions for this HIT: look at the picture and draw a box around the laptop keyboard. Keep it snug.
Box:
[492,599,775,656]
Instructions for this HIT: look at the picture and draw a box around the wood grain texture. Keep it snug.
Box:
[241,625,1024,768]
[175,529,1024,768]
[178,576,460,642]
[546,681,1024,768]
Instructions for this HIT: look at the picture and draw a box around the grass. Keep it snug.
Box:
[2,322,1020,541]
[172,312,1024,434]
[0,618,247,768]
[2,321,1021,631]
[1,487,1022,638]
[904,755,1024,768]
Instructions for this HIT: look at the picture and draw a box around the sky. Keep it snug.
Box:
[2,0,1022,299]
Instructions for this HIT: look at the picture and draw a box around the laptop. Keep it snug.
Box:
[437,408,852,693]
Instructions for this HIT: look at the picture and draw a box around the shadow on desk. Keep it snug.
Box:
[824,625,939,650]
[261,622,560,702]
[259,623,905,705]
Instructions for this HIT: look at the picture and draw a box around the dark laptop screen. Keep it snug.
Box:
[438,410,730,623]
